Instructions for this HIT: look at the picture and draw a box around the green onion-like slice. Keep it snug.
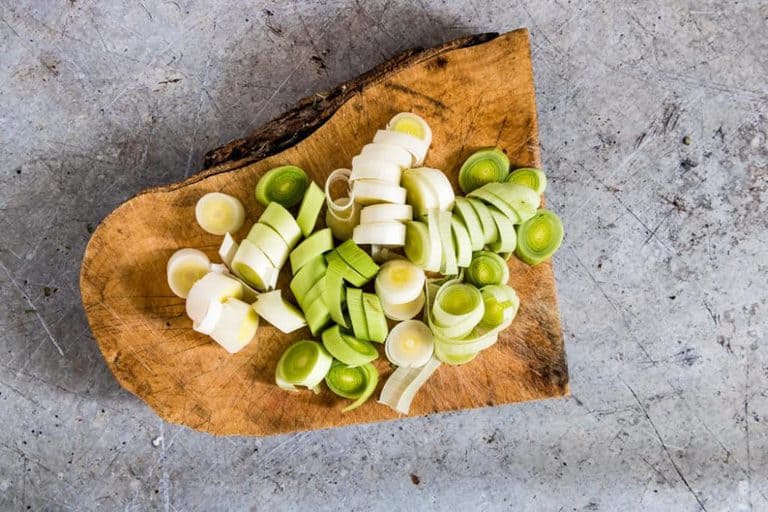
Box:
[336,240,379,280]
[325,361,379,412]
[378,357,441,414]
[482,182,540,223]
[304,298,332,336]
[255,165,309,208]
[437,210,458,275]
[246,223,290,269]
[506,167,547,195]
[362,292,388,343]
[433,341,478,366]
[289,255,326,304]
[325,251,367,287]
[252,290,307,333]
[450,217,473,268]
[351,180,407,205]
[467,187,520,224]
[431,282,484,339]
[515,209,564,265]
[458,148,510,194]
[359,203,413,224]
[195,192,246,236]
[385,320,434,368]
[467,198,498,245]
[259,202,302,248]
[324,260,349,328]
[321,325,378,367]
[466,251,509,287]
[375,259,425,305]
[453,198,485,251]
[275,340,333,393]
[487,207,517,253]
[290,228,334,274]
[296,181,325,237]
[346,288,370,341]
[404,221,430,268]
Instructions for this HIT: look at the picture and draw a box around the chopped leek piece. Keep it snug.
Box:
[300,277,326,311]
[325,361,378,412]
[208,297,259,354]
[259,202,302,248]
[375,259,425,305]
[381,291,425,321]
[458,148,510,194]
[430,282,485,339]
[289,255,326,304]
[423,209,443,272]
[350,157,403,183]
[479,284,519,328]
[450,217,473,268]
[385,320,434,368]
[401,169,439,216]
[218,233,238,267]
[167,248,210,298]
[386,112,432,147]
[487,207,517,253]
[335,240,379,280]
[515,209,564,265]
[232,239,276,291]
[467,198,498,244]
[255,165,308,208]
[378,357,441,414]
[371,245,406,263]
[433,341,478,365]
[359,203,413,224]
[325,251,367,287]
[403,221,430,268]
[252,290,307,333]
[208,263,259,303]
[290,228,334,274]
[466,251,509,287]
[324,260,349,328]
[360,142,412,169]
[453,198,485,251]
[407,168,455,211]
[325,199,361,241]
[346,288,370,341]
[275,340,332,392]
[352,180,407,205]
[195,192,245,236]
[246,223,290,268]
[304,297,332,336]
[482,182,541,223]
[373,129,428,166]
[192,297,224,335]
[362,292,388,343]
[321,325,378,367]
[506,167,547,195]
[437,210,458,275]
[325,169,355,216]
[352,221,406,246]
[185,271,243,323]
[296,181,325,237]
[467,187,520,224]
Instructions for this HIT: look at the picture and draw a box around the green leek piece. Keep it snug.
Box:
[289,255,327,304]
[255,165,309,208]
[453,197,484,251]
[275,340,333,393]
[378,356,441,414]
[362,292,388,343]
[466,251,509,287]
[231,239,275,291]
[324,260,349,328]
[404,221,430,268]
[304,298,332,335]
[335,240,379,280]
[300,278,326,311]
[296,181,325,237]
[431,282,485,339]
[259,202,302,247]
[482,182,540,223]
[487,207,517,253]
[433,341,478,366]
[325,251,367,287]
[466,198,497,245]
[437,210,458,275]
[246,223,290,268]
[479,284,519,328]
[290,228,334,274]
[346,288,370,341]
[458,148,510,194]
[450,217,473,268]
[325,361,379,413]
[515,209,564,265]
[506,167,547,195]
[321,325,378,367]
[424,208,443,272]
[467,187,520,224]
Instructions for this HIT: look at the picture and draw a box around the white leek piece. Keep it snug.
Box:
[385,320,434,368]
[374,259,425,305]
[208,297,260,354]
[192,297,224,335]
[325,199,361,241]
[408,168,454,211]
[246,223,290,268]
[350,156,402,183]
[352,180,407,205]
[386,112,432,149]
[208,262,259,303]
[381,291,425,321]
[185,271,243,323]
[423,210,443,272]
[167,248,211,299]
[325,168,356,217]
[373,130,429,167]
[360,142,413,169]
[195,192,245,235]
[231,239,276,291]
[218,233,238,267]
[359,203,413,224]
[378,356,441,414]
[252,290,307,333]
[353,221,406,246]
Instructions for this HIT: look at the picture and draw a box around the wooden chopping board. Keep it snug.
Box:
[80,29,569,436]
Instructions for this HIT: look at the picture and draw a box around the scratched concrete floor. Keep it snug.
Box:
[1,1,766,510]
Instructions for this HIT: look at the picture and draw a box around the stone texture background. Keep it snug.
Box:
[1,1,766,510]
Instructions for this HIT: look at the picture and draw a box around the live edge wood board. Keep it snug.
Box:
[80,29,569,437]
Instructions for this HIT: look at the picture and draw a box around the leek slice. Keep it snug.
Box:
[362,292,388,343]
[479,284,520,328]
[381,291,425,321]
[403,221,430,268]
[246,223,290,268]
[401,169,439,216]
[335,240,379,280]
[378,356,440,414]
[350,156,403,183]
[252,290,306,333]
[375,259,425,304]
[437,210,458,275]
[373,129,428,166]
[259,202,302,248]
[458,148,510,193]
[385,320,434,368]
[431,282,484,339]
[296,181,325,237]
[290,228,334,274]
[325,251,367,287]
[453,198,485,251]
[325,199,361,241]
[300,277,326,311]
[325,361,378,412]
[482,182,541,223]
[359,203,413,224]
[433,330,498,357]
[185,271,243,323]
[275,340,333,392]
[466,251,509,287]
[167,248,210,298]
[352,180,407,205]
[371,245,406,263]
[506,167,547,195]
[325,169,355,217]
[467,198,498,244]
[408,168,455,211]
[255,165,308,208]
[304,298,332,336]
[515,209,564,265]
[324,260,349,328]
[321,325,378,367]
[194,192,245,236]
[487,207,517,253]
[450,217,473,268]
[232,239,276,291]
[386,112,432,148]
[424,209,443,272]
[192,297,224,335]
[360,142,412,169]
[218,233,239,267]
[352,222,406,246]
[289,255,326,304]
[433,341,478,365]
[346,288,370,341]
[467,188,520,224]
[208,297,260,354]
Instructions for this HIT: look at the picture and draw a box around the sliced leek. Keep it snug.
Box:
[360,142,412,169]
[467,187,521,224]
[167,248,210,298]
[401,170,439,215]
[381,291,425,321]
[324,169,355,217]
[458,148,510,193]
[487,207,517,253]
[208,297,260,354]
[246,223,290,268]
[289,255,326,304]
[232,239,276,291]
[506,167,547,195]
[321,325,378,367]
[466,251,509,287]
[450,217,473,268]
[324,260,349,328]
[275,340,333,392]
[326,250,367,287]
[325,361,378,412]
[378,357,441,414]
[467,197,498,244]
[453,197,485,251]
[437,210,458,275]
[431,282,484,339]
[346,288,370,341]
[185,271,243,323]
[290,228,334,274]
[515,209,564,265]
[483,182,541,223]
[335,240,379,280]
[423,209,443,272]
[192,297,224,335]
[359,203,413,224]
[218,233,239,267]
[375,259,425,305]
[305,298,332,336]
[352,221,406,246]
[433,341,478,366]
[362,292,388,343]
[350,157,402,183]
[252,290,307,333]
[403,221,430,268]
[194,192,245,236]
[373,129,428,166]
[479,284,519,328]
[384,320,434,368]
[301,278,326,311]
[325,199,361,241]
[352,180,407,205]
[386,112,432,148]
[408,168,455,210]
[259,202,302,248]
[255,165,308,208]
[296,180,325,237]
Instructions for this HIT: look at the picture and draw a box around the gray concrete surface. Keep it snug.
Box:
[1,0,766,510]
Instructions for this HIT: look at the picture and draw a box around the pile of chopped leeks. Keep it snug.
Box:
[166,112,563,414]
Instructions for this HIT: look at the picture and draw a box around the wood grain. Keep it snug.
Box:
[80,29,569,436]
